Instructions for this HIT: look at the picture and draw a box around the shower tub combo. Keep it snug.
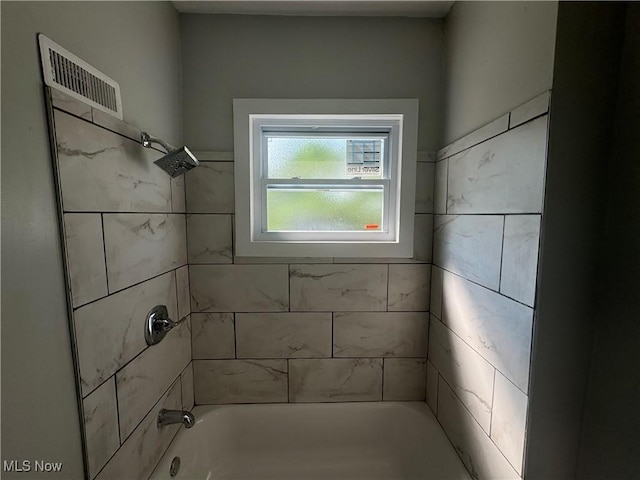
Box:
[151,402,471,480]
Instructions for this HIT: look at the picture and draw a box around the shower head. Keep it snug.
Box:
[141,132,200,178]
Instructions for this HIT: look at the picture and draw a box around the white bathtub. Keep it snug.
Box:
[150,402,470,480]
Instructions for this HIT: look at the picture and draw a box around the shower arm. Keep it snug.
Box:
[141,132,175,154]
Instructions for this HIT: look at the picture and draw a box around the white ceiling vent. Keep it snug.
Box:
[38,34,123,119]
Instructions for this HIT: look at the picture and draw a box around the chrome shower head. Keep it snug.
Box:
[141,132,200,178]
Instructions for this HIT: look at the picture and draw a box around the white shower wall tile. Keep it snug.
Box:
[176,265,190,320]
[187,214,233,264]
[509,90,550,129]
[415,162,434,213]
[289,358,383,403]
[55,110,171,213]
[91,108,142,143]
[102,213,186,292]
[429,266,444,320]
[434,159,448,215]
[194,359,288,404]
[63,213,108,308]
[437,114,509,161]
[433,215,504,290]
[236,313,332,359]
[500,215,541,307]
[332,312,428,358]
[388,264,431,311]
[75,272,177,396]
[185,161,234,213]
[51,89,92,120]
[83,377,119,479]
[190,265,289,312]
[193,151,234,161]
[290,264,388,312]
[491,372,528,474]
[191,312,235,359]
[171,174,186,213]
[425,360,439,414]
[417,151,436,162]
[383,358,427,401]
[116,318,191,441]
[181,363,195,411]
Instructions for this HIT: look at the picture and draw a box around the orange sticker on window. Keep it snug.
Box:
[365,224,379,229]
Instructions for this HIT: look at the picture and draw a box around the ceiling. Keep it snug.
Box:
[172,1,454,18]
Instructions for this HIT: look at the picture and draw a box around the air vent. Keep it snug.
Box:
[38,34,123,119]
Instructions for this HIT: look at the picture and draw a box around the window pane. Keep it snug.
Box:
[266,136,385,179]
[266,188,384,232]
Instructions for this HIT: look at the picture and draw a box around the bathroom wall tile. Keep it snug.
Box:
[63,214,108,307]
[433,215,504,290]
[417,151,436,162]
[185,161,234,213]
[383,358,426,401]
[430,266,444,320]
[437,379,519,480]
[426,360,439,415]
[236,313,331,358]
[333,312,428,358]
[509,91,550,129]
[191,313,235,359]
[95,379,182,480]
[171,175,186,213]
[429,316,494,432]
[415,162,434,213]
[83,377,119,479]
[176,265,190,320]
[91,108,142,143]
[194,359,288,404]
[289,358,382,402]
[500,215,541,307]
[55,110,171,212]
[116,318,190,440]
[434,159,448,215]
[75,272,177,396]
[437,114,509,161]
[187,214,232,264]
[190,265,289,312]
[290,264,387,311]
[388,264,431,311]
[441,270,533,392]
[193,151,234,161]
[181,363,195,411]
[234,256,332,264]
[491,372,528,474]
[447,116,548,214]
[103,213,187,292]
[51,88,92,120]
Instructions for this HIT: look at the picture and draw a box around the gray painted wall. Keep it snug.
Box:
[180,14,444,151]
[1,2,181,477]
[577,5,640,478]
[442,1,557,145]
[525,3,627,479]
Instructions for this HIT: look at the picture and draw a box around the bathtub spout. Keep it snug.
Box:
[157,409,195,429]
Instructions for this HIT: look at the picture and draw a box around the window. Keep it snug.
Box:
[234,99,418,257]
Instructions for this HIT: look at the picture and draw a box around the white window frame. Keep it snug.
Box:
[233,99,418,258]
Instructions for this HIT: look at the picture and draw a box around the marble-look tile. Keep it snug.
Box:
[441,270,533,392]
[388,264,431,311]
[55,110,171,212]
[103,214,186,292]
[437,114,509,161]
[75,272,177,396]
[91,108,142,143]
[437,379,519,480]
[181,363,195,411]
[63,214,107,307]
[51,88,92,120]
[234,256,332,264]
[176,265,190,320]
[83,377,119,479]
[171,175,186,213]
[236,313,331,358]
[433,215,504,290]
[426,360,439,415]
[383,358,427,401]
[191,313,235,359]
[289,358,382,402]
[491,372,528,474]
[290,264,387,311]
[333,312,428,357]
[185,162,234,213]
[447,115,548,214]
[434,160,448,215]
[187,214,232,264]
[430,266,444,320]
[116,318,190,440]
[415,162,434,213]
[194,360,288,404]
[190,265,289,312]
[509,91,550,129]
[500,215,541,307]
[193,151,234,161]
[429,316,495,432]
[95,379,182,480]
[417,151,436,162]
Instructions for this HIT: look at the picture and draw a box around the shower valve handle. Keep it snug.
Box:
[145,305,182,346]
